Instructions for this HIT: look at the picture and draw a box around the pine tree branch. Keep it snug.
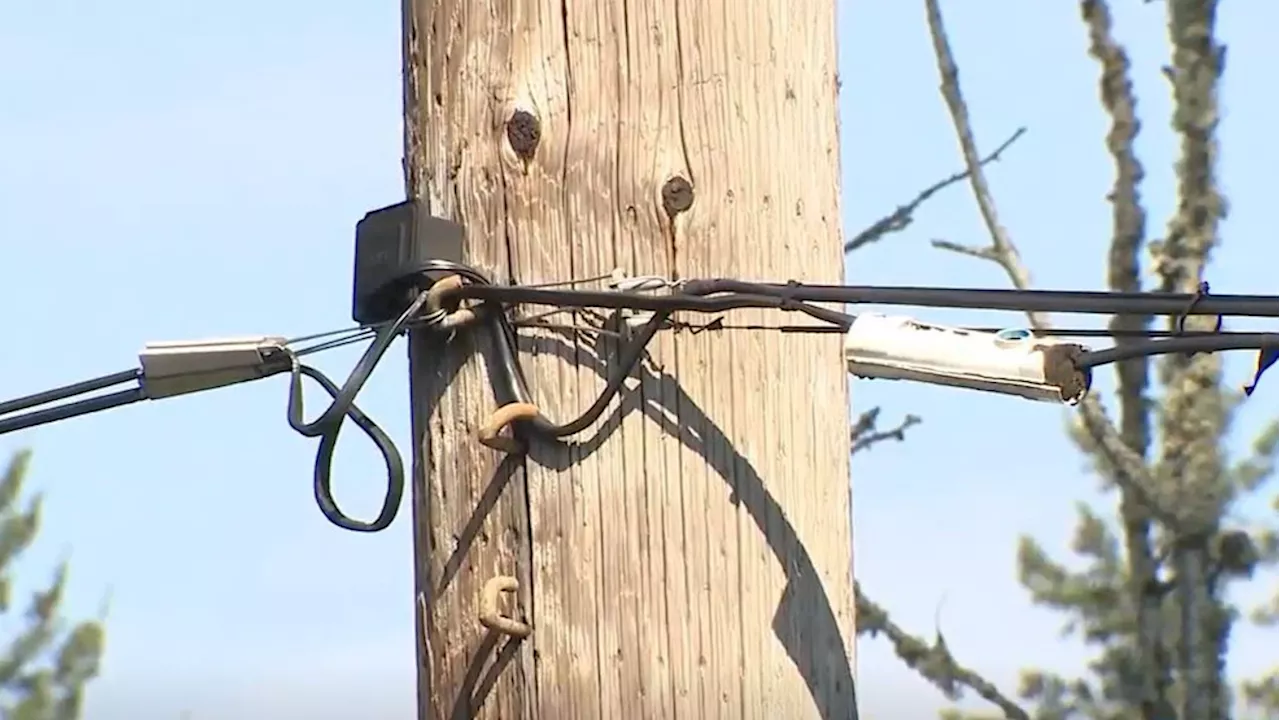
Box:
[1241,672,1279,720]
[844,128,1026,254]
[1244,530,1279,720]
[0,451,107,717]
[855,581,1030,720]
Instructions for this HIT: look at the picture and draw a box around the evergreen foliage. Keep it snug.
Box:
[0,451,104,720]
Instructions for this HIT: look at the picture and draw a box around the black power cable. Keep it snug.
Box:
[281,288,439,533]
[0,370,146,435]
[413,261,859,441]
[441,284,858,325]
[442,278,1278,318]
[287,361,404,533]
[1078,333,1279,368]
[284,267,1272,535]
[677,279,1279,318]
[490,307,672,437]
[1,260,1275,536]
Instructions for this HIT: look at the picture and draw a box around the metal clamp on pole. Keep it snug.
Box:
[0,335,293,436]
[139,336,290,399]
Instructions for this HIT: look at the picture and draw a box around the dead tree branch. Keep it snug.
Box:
[844,128,1027,254]
[856,582,1030,720]
[922,0,1039,315]
[921,0,1185,535]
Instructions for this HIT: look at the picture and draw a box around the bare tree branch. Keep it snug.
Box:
[856,582,1030,720]
[921,0,1185,536]
[922,0,1040,317]
[844,127,1026,254]
[850,407,923,455]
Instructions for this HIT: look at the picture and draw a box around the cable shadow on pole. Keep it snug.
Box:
[516,327,859,720]
[408,329,537,719]
[446,627,526,720]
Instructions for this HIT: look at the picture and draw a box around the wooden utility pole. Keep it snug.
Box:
[402,0,857,718]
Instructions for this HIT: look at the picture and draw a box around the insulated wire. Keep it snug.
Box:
[280,291,436,533]
[2,262,1276,536]
[676,279,1278,318]
[1077,333,1278,368]
[407,260,860,440]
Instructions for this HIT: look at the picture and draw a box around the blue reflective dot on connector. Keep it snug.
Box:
[997,328,1032,342]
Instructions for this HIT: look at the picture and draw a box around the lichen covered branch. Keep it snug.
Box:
[1079,2,1171,716]
[1157,2,1230,718]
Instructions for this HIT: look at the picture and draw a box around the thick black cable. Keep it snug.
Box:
[288,290,434,438]
[446,284,857,326]
[488,307,672,438]
[281,287,439,533]
[1077,333,1279,369]
[421,261,854,439]
[285,360,404,533]
[678,279,1278,318]
[0,388,146,436]
[433,269,1279,437]
[0,369,141,417]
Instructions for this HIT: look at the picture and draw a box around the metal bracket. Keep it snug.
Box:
[139,336,290,399]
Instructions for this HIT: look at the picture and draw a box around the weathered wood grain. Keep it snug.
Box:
[404,0,856,717]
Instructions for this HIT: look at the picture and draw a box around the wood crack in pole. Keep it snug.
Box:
[403,0,858,718]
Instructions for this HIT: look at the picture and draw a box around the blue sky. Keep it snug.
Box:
[0,1,1275,718]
